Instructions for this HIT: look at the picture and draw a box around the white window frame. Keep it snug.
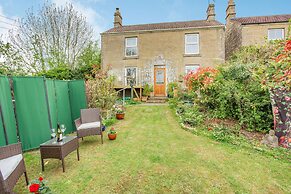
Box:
[125,37,138,57]
[185,33,200,54]
[268,28,285,41]
[185,64,200,74]
[124,67,138,86]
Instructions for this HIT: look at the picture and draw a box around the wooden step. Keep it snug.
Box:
[146,100,166,103]
[146,97,167,103]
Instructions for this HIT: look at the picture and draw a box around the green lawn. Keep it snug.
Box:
[15,105,291,193]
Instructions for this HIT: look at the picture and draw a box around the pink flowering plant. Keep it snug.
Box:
[261,38,291,148]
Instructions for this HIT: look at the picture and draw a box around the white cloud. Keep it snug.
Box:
[52,0,107,41]
[0,5,19,42]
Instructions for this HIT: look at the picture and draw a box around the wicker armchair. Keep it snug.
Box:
[74,108,103,144]
[0,143,29,193]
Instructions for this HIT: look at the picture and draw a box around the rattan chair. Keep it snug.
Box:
[0,142,29,193]
[74,108,103,144]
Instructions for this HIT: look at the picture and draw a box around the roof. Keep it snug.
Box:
[232,14,291,25]
[102,20,224,34]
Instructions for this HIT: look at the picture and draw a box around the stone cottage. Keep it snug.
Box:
[101,0,290,97]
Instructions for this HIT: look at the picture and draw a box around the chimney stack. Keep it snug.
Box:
[226,0,236,24]
[114,8,122,28]
[206,4,216,21]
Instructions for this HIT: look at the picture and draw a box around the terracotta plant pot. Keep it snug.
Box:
[116,113,125,120]
[108,133,117,140]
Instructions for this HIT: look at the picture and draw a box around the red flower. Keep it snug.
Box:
[284,40,291,51]
[275,53,285,62]
[285,96,291,101]
[29,184,40,193]
[39,177,43,182]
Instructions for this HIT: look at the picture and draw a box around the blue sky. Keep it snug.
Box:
[0,0,291,40]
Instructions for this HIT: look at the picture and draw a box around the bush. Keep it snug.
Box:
[210,126,240,143]
[176,103,204,127]
[86,66,117,114]
[167,82,178,98]
[201,63,273,132]
[103,117,117,127]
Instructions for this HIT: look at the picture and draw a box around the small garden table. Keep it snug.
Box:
[40,136,79,172]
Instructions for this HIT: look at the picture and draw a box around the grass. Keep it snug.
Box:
[15,105,291,193]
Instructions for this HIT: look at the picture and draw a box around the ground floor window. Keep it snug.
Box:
[185,64,200,74]
[125,67,137,86]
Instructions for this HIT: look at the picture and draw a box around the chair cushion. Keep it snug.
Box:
[0,154,23,180]
[77,122,101,130]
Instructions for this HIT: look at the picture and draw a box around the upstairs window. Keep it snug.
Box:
[268,29,284,41]
[125,37,138,57]
[185,34,199,54]
[185,64,200,74]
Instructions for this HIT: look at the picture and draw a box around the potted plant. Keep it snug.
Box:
[29,177,51,193]
[108,127,117,140]
[149,85,154,97]
[115,106,125,120]
[142,84,151,102]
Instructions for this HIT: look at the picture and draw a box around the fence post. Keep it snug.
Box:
[9,77,20,142]
[44,78,53,130]
[0,104,8,145]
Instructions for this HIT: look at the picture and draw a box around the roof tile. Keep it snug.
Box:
[232,14,291,24]
[102,20,224,34]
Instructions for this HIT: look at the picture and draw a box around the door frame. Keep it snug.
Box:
[153,66,166,97]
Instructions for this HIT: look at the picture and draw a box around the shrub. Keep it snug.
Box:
[176,103,204,127]
[210,126,239,143]
[201,63,273,132]
[86,66,117,114]
[167,82,178,98]
[184,67,218,91]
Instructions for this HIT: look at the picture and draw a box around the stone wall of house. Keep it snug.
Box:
[241,22,290,46]
[225,21,242,59]
[101,27,225,86]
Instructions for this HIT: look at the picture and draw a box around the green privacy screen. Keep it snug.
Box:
[13,77,51,151]
[0,76,18,146]
[55,81,73,134]
[0,76,86,150]
[45,79,58,130]
[69,80,87,130]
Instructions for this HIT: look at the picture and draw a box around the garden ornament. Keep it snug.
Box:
[261,130,278,148]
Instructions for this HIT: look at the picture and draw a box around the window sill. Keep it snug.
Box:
[123,56,139,60]
[183,54,201,57]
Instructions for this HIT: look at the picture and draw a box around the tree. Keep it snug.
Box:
[8,2,93,73]
[0,40,23,75]
[36,40,101,80]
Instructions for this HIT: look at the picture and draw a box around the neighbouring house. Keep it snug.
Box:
[225,0,291,59]
[101,0,290,97]
[101,5,225,97]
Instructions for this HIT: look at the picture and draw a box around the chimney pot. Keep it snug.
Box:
[206,3,216,21]
[226,0,236,24]
[114,8,122,28]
